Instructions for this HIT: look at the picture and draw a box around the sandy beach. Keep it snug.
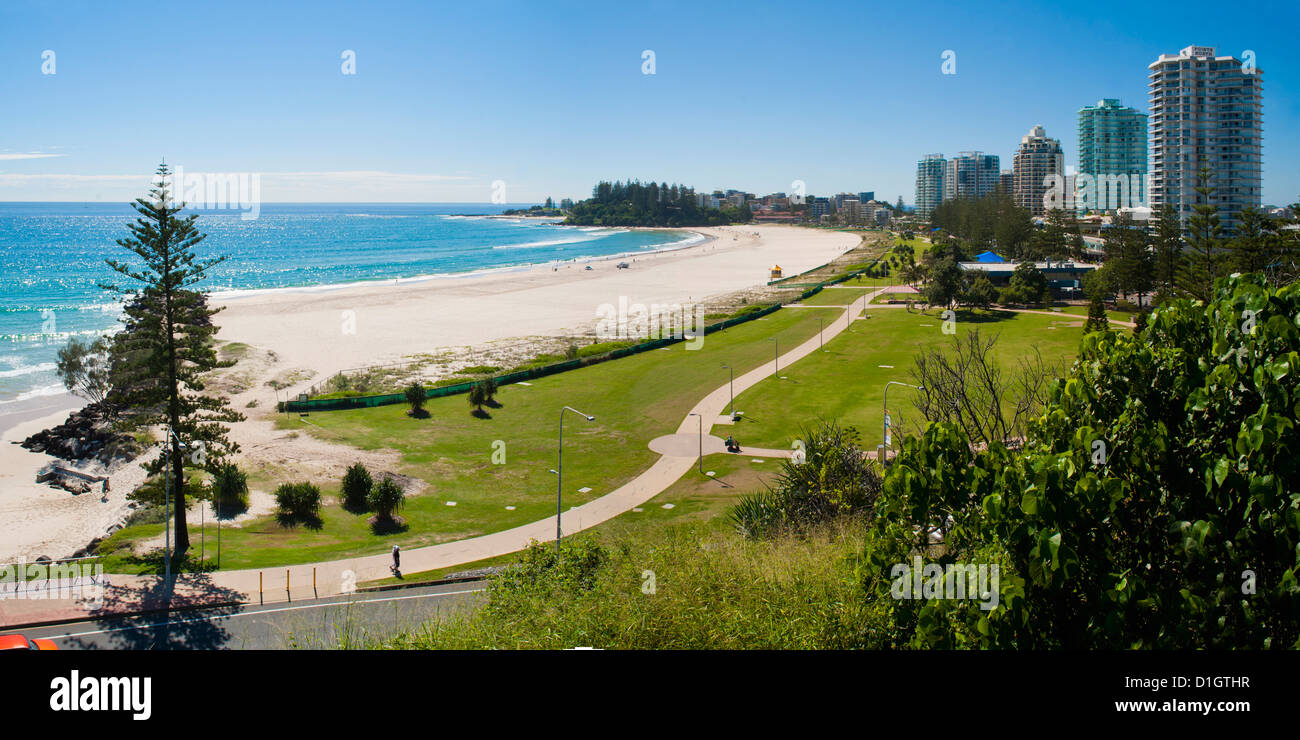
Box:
[0,223,859,562]
[213,224,857,392]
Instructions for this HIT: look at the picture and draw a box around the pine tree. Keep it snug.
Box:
[1151,202,1183,300]
[101,163,243,559]
[1176,166,1223,302]
[1227,206,1277,275]
[1083,293,1109,333]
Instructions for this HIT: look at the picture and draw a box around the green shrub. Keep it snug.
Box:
[340,463,373,511]
[211,462,249,515]
[867,274,1300,649]
[404,382,427,416]
[274,482,321,520]
[731,420,882,539]
[367,476,405,521]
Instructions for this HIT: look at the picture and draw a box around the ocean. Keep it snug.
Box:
[0,202,702,405]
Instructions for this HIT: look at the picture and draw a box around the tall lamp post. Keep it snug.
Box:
[818,317,824,351]
[721,363,734,417]
[769,337,779,379]
[555,406,595,554]
[882,381,923,463]
[688,412,703,474]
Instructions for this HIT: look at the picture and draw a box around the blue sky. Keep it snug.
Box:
[1,0,1296,205]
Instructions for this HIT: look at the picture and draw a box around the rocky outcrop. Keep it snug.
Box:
[20,403,137,466]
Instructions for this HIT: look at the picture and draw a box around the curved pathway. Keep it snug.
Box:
[112,286,882,605]
[26,286,1104,618]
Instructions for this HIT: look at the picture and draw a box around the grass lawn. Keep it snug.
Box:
[97,305,842,573]
[796,285,885,306]
[726,307,1085,451]
[360,451,769,587]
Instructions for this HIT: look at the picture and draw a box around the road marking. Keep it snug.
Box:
[44,588,486,640]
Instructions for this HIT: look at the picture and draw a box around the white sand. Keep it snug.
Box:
[213,225,858,395]
[0,224,858,561]
[0,407,152,564]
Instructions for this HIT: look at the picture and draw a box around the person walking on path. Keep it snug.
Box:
[391,545,401,576]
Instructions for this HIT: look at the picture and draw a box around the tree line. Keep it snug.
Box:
[564,179,753,227]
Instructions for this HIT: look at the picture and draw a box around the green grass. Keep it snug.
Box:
[99,305,842,573]
[359,452,767,587]
[726,307,1085,451]
[796,285,881,306]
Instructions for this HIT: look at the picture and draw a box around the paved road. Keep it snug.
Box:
[21,581,486,650]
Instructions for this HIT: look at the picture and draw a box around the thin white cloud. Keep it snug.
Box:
[0,170,503,202]
[0,153,66,161]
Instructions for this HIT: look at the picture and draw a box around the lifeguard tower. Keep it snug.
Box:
[769,264,783,280]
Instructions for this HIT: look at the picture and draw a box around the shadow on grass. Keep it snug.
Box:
[407,408,431,419]
[275,511,324,530]
[485,398,503,409]
[470,408,492,419]
[368,515,408,535]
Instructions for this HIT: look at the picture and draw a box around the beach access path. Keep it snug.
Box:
[0,286,892,627]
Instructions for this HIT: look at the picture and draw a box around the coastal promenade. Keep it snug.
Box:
[0,287,889,627]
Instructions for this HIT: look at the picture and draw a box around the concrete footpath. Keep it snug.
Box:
[1,289,887,629]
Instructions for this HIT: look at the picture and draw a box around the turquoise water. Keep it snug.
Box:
[0,202,700,404]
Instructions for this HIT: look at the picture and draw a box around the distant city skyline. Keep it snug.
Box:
[1,0,1296,205]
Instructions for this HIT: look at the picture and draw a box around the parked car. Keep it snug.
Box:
[0,634,58,650]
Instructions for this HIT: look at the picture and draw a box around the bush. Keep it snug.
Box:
[866,274,1300,649]
[274,482,321,520]
[404,382,427,417]
[367,476,405,521]
[731,421,882,538]
[340,463,373,511]
[211,462,249,516]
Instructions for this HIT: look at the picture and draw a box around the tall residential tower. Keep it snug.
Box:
[914,154,946,219]
[1148,45,1262,232]
[944,151,1000,202]
[1012,125,1065,217]
[1076,99,1147,213]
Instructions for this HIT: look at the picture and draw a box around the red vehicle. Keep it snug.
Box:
[0,634,58,651]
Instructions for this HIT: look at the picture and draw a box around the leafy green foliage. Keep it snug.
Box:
[211,462,249,516]
[404,383,427,416]
[868,274,1300,648]
[55,336,111,405]
[731,421,882,538]
[367,476,405,521]
[274,482,322,522]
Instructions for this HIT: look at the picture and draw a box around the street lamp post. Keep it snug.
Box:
[882,381,923,463]
[769,337,779,379]
[721,363,734,417]
[688,412,703,474]
[818,317,824,350]
[555,406,596,554]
